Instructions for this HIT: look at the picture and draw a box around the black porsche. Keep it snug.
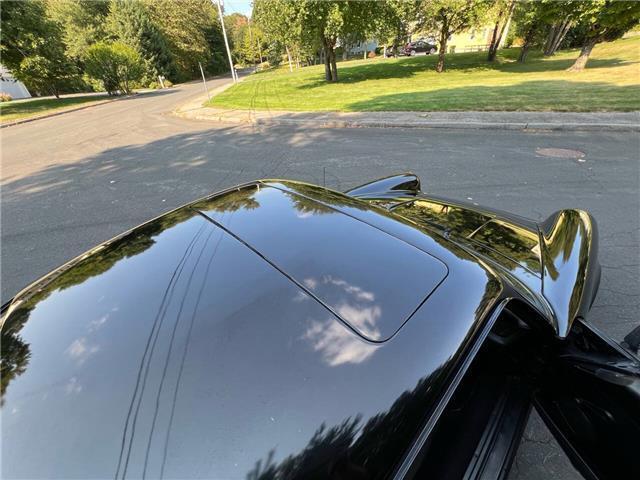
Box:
[2,174,638,479]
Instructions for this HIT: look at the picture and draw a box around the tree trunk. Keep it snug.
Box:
[285,45,293,72]
[330,47,338,81]
[321,36,331,81]
[518,43,530,63]
[323,49,331,81]
[544,17,571,56]
[487,20,501,61]
[551,20,571,53]
[342,43,348,61]
[363,42,367,60]
[518,24,536,63]
[436,27,448,73]
[567,39,597,72]
[488,1,516,62]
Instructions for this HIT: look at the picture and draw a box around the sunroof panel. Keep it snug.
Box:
[194,185,448,342]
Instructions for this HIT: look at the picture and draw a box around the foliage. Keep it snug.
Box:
[106,0,175,83]
[0,93,12,102]
[45,0,110,61]
[300,0,382,81]
[0,0,81,97]
[563,0,640,71]
[143,0,229,81]
[84,42,144,95]
[254,0,302,69]
[373,0,423,51]
[570,0,640,44]
[419,0,491,72]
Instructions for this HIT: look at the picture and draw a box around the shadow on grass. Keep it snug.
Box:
[300,50,628,88]
[345,80,640,112]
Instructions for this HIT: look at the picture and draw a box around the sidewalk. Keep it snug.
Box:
[175,91,640,132]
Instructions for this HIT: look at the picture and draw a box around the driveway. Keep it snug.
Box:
[1,74,638,479]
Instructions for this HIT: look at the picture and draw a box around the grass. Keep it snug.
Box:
[211,36,640,112]
[0,95,108,123]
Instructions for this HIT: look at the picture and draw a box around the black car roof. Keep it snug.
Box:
[1,181,502,479]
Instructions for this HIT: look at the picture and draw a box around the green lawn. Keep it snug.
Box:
[211,36,640,112]
[0,95,108,123]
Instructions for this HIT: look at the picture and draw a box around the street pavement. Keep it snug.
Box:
[1,73,638,480]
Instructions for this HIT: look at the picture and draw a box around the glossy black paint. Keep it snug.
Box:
[192,183,448,342]
[345,173,421,199]
[534,319,640,480]
[539,209,601,338]
[0,176,611,479]
[0,180,502,479]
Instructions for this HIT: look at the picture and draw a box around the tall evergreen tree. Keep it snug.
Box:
[106,0,175,83]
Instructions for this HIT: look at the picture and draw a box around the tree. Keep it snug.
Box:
[143,0,228,81]
[374,0,424,58]
[0,0,80,97]
[487,0,516,61]
[297,1,381,82]
[511,1,545,63]
[45,0,110,61]
[567,0,640,72]
[106,0,175,84]
[84,42,144,95]
[254,0,302,73]
[420,0,490,73]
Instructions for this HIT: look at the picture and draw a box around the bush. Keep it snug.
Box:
[84,42,144,95]
[0,93,13,102]
[163,79,173,88]
[147,81,159,89]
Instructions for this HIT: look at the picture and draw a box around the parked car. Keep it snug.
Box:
[2,174,639,479]
[404,39,438,56]
[385,45,406,58]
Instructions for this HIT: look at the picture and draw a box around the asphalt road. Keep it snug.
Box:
[2,74,638,479]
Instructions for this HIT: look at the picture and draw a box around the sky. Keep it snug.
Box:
[222,0,253,17]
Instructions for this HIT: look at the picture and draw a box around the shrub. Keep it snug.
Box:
[147,81,159,89]
[0,93,13,102]
[84,42,144,95]
[163,79,173,88]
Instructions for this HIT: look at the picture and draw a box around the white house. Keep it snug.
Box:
[0,65,31,99]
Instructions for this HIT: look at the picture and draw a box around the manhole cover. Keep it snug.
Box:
[536,147,585,159]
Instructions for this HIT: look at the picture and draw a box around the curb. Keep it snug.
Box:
[0,91,154,128]
[178,112,640,133]
[256,119,640,132]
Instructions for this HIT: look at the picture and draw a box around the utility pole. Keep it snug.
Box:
[213,0,237,83]
[248,18,257,72]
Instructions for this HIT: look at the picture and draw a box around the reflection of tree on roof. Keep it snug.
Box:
[394,200,541,271]
[1,206,199,402]
[197,187,261,213]
[245,363,446,480]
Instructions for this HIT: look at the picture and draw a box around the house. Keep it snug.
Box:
[0,65,31,99]
[411,21,512,54]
